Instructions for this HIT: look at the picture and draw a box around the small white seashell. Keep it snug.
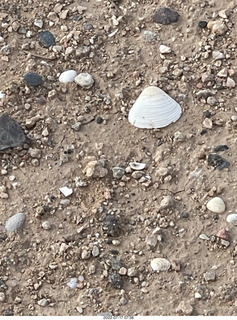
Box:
[159,44,171,54]
[226,213,237,223]
[59,70,77,83]
[59,186,73,197]
[150,258,171,272]
[128,86,182,129]
[206,197,225,214]
[5,212,26,232]
[129,162,146,170]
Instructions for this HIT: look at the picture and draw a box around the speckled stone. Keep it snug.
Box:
[74,73,94,89]
[38,30,56,48]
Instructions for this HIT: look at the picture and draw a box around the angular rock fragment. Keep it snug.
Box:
[109,273,123,289]
[207,153,230,170]
[0,113,27,150]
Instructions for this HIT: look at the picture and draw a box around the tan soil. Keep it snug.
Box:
[0,0,237,316]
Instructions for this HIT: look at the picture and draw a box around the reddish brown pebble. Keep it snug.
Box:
[216,228,228,240]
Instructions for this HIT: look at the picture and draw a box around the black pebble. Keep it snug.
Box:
[24,72,43,87]
[207,153,230,170]
[73,15,83,21]
[198,21,208,28]
[0,113,27,151]
[180,211,189,219]
[200,129,207,135]
[109,273,123,289]
[203,110,211,118]
[152,7,179,25]
[38,30,56,48]
[213,145,229,152]
[96,116,103,124]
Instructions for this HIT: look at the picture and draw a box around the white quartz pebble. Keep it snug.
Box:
[59,70,77,83]
[59,186,73,197]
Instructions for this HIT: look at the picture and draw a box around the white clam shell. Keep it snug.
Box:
[59,70,77,83]
[129,162,146,170]
[150,258,171,272]
[206,197,225,213]
[128,86,182,129]
[226,213,237,223]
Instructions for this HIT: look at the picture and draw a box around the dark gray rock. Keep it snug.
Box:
[198,21,208,29]
[38,30,56,48]
[109,273,123,289]
[109,255,123,270]
[207,153,230,170]
[0,280,8,290]
[112,167,125,179]
[102,214,120,237]
[152,7,179,25]
[0,113,27,151]
[213,145,229,152]
[24,72,43,86]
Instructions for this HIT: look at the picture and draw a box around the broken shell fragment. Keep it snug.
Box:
[129,162,146,170]
[150,258,171,272]
[206,197,225,214]
[128,86,182,129]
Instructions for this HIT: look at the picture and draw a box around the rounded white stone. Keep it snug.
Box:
[206,197,225,214]
[42,221,52,230]
[59,70,77,83]
[74,72,94,89]
[226,213,237,223]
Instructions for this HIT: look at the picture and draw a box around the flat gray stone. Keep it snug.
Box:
[5,212,26,232]
[0,113,27,151]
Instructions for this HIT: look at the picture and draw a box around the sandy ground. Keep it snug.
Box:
[0,0,237,316]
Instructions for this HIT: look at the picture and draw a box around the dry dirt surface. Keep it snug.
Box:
[1,0,237,316]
